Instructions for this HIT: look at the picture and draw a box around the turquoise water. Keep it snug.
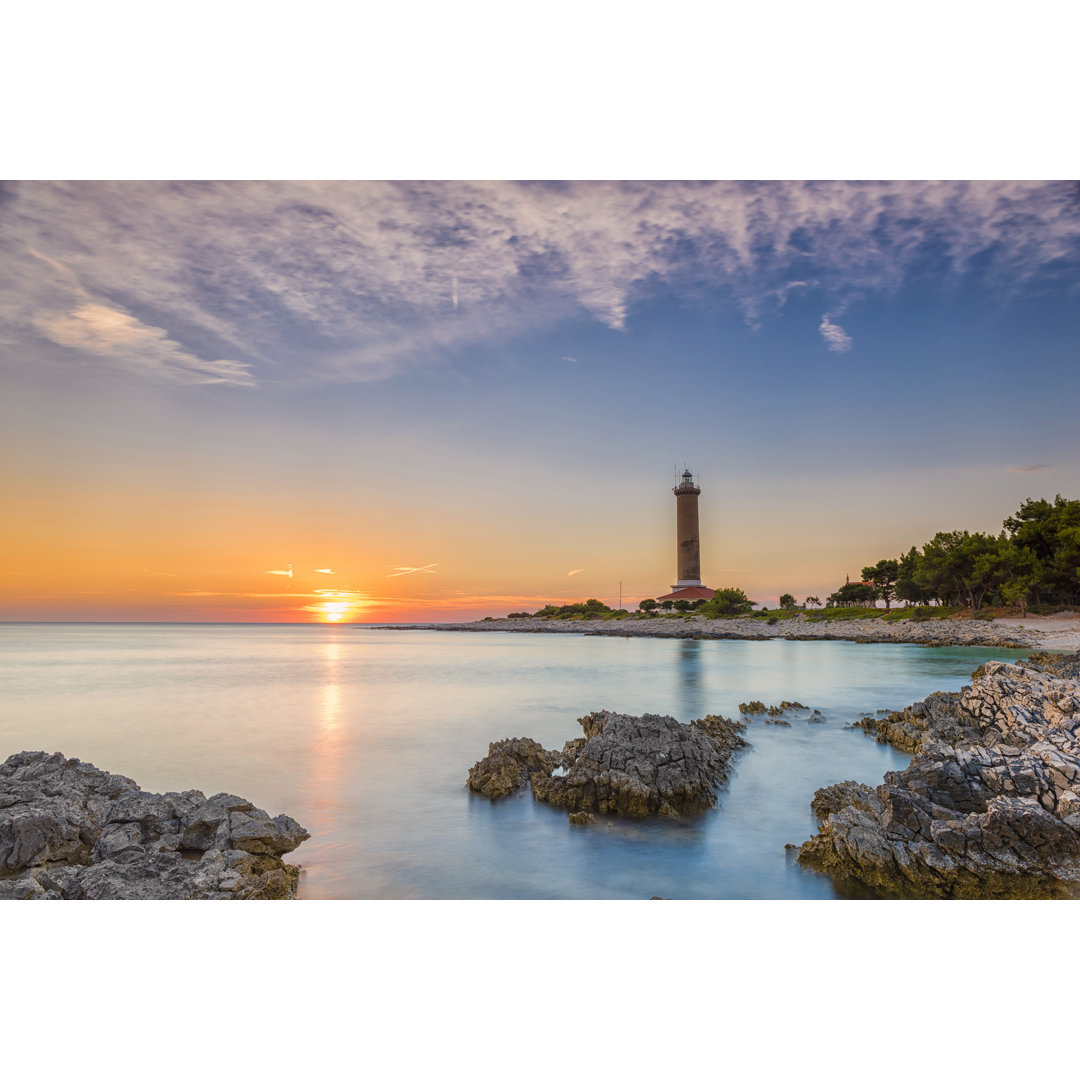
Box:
[0,624,1024,899]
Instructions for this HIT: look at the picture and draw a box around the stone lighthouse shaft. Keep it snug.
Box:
[674,469,702,586]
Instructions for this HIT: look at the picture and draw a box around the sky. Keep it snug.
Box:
[2,179,1080,622]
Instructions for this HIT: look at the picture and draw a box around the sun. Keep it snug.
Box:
[321,601,351,622]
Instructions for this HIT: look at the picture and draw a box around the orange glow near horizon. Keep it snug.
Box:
[1,456,906,622]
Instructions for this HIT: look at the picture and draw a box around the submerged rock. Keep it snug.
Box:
[469,710,747,821]
[798,652,1080,898]
[740,700,815,722]
[0,752,309,900]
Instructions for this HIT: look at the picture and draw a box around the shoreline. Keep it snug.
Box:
[369,612,1080,651]
[797,650,1080,898]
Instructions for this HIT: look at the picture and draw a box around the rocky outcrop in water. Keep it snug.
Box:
[0,752,309,900]
[466,737,559,799]
[469,710,747,821]
[798,652,1080,898]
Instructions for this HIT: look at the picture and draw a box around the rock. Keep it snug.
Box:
[229,809,310,856]
[740,700,814,722]
[470,710,748,821]
[0,751,309,900]
[568,812,594,826]
[810,781,876,820]
[467,738,559,799]
[798,652,1080,897]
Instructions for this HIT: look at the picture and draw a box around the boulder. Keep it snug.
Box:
[810,781,876,820]
[466,737,559,799]
[0,751,309,900]
[799,652,1080,897]
[469,710,747,821]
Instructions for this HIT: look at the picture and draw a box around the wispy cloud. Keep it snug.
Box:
[4,181,1079,387]
[22,247,254,386]
[563,355,578,363]
[313,568,335,574]
[33,300,254,386]
[567,568,584,576]
[819,313,853,352]
[1006,464,1055,473]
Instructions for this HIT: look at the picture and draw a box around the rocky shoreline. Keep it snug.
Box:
[797,651,1080,898]
[0,752,309,900]
[377,614,1043,649]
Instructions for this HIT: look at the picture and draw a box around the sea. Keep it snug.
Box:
[0,623,1025,900]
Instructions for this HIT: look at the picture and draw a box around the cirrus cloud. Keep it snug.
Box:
[3,180,1079,388]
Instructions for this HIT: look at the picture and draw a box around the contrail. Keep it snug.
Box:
[264,564,293,579]
[568,568,584,576]
[314,568,335,574]
[452,275,458,311]
[387,563,438,577]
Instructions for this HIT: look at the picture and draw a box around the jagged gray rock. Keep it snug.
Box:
[469,710,747,821]
[0,752,309,900]
[799,652,1080,897]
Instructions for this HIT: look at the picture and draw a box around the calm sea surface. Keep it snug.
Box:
[0,624,1024,899]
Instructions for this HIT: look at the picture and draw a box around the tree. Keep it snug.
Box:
[895,547,931,606]
[700,587,754,617]
[915,531,1011,610]
[637,598,658,612]
[828,581,876,606]
[804,596,821,609]
[674,599,692,612]
[1004,495,1080,606]
[659,600,675,611]
[1000,577,1034,616]
[861,558,900,610]
[915,531,971,607]
[779,593,797,610]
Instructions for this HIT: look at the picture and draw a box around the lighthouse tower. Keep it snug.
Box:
[657,469,714,602]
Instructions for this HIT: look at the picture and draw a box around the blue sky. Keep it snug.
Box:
[2,180,1079,618]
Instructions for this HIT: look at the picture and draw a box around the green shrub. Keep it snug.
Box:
[700,587,755,618]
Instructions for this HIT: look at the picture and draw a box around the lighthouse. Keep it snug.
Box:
[657,469,714,602]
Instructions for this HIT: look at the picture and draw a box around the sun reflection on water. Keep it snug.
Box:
[302,638,347,873]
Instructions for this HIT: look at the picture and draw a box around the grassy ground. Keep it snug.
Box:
[501,602,1080,623]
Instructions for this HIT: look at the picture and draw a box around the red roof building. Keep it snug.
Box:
[656,585,715,602]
